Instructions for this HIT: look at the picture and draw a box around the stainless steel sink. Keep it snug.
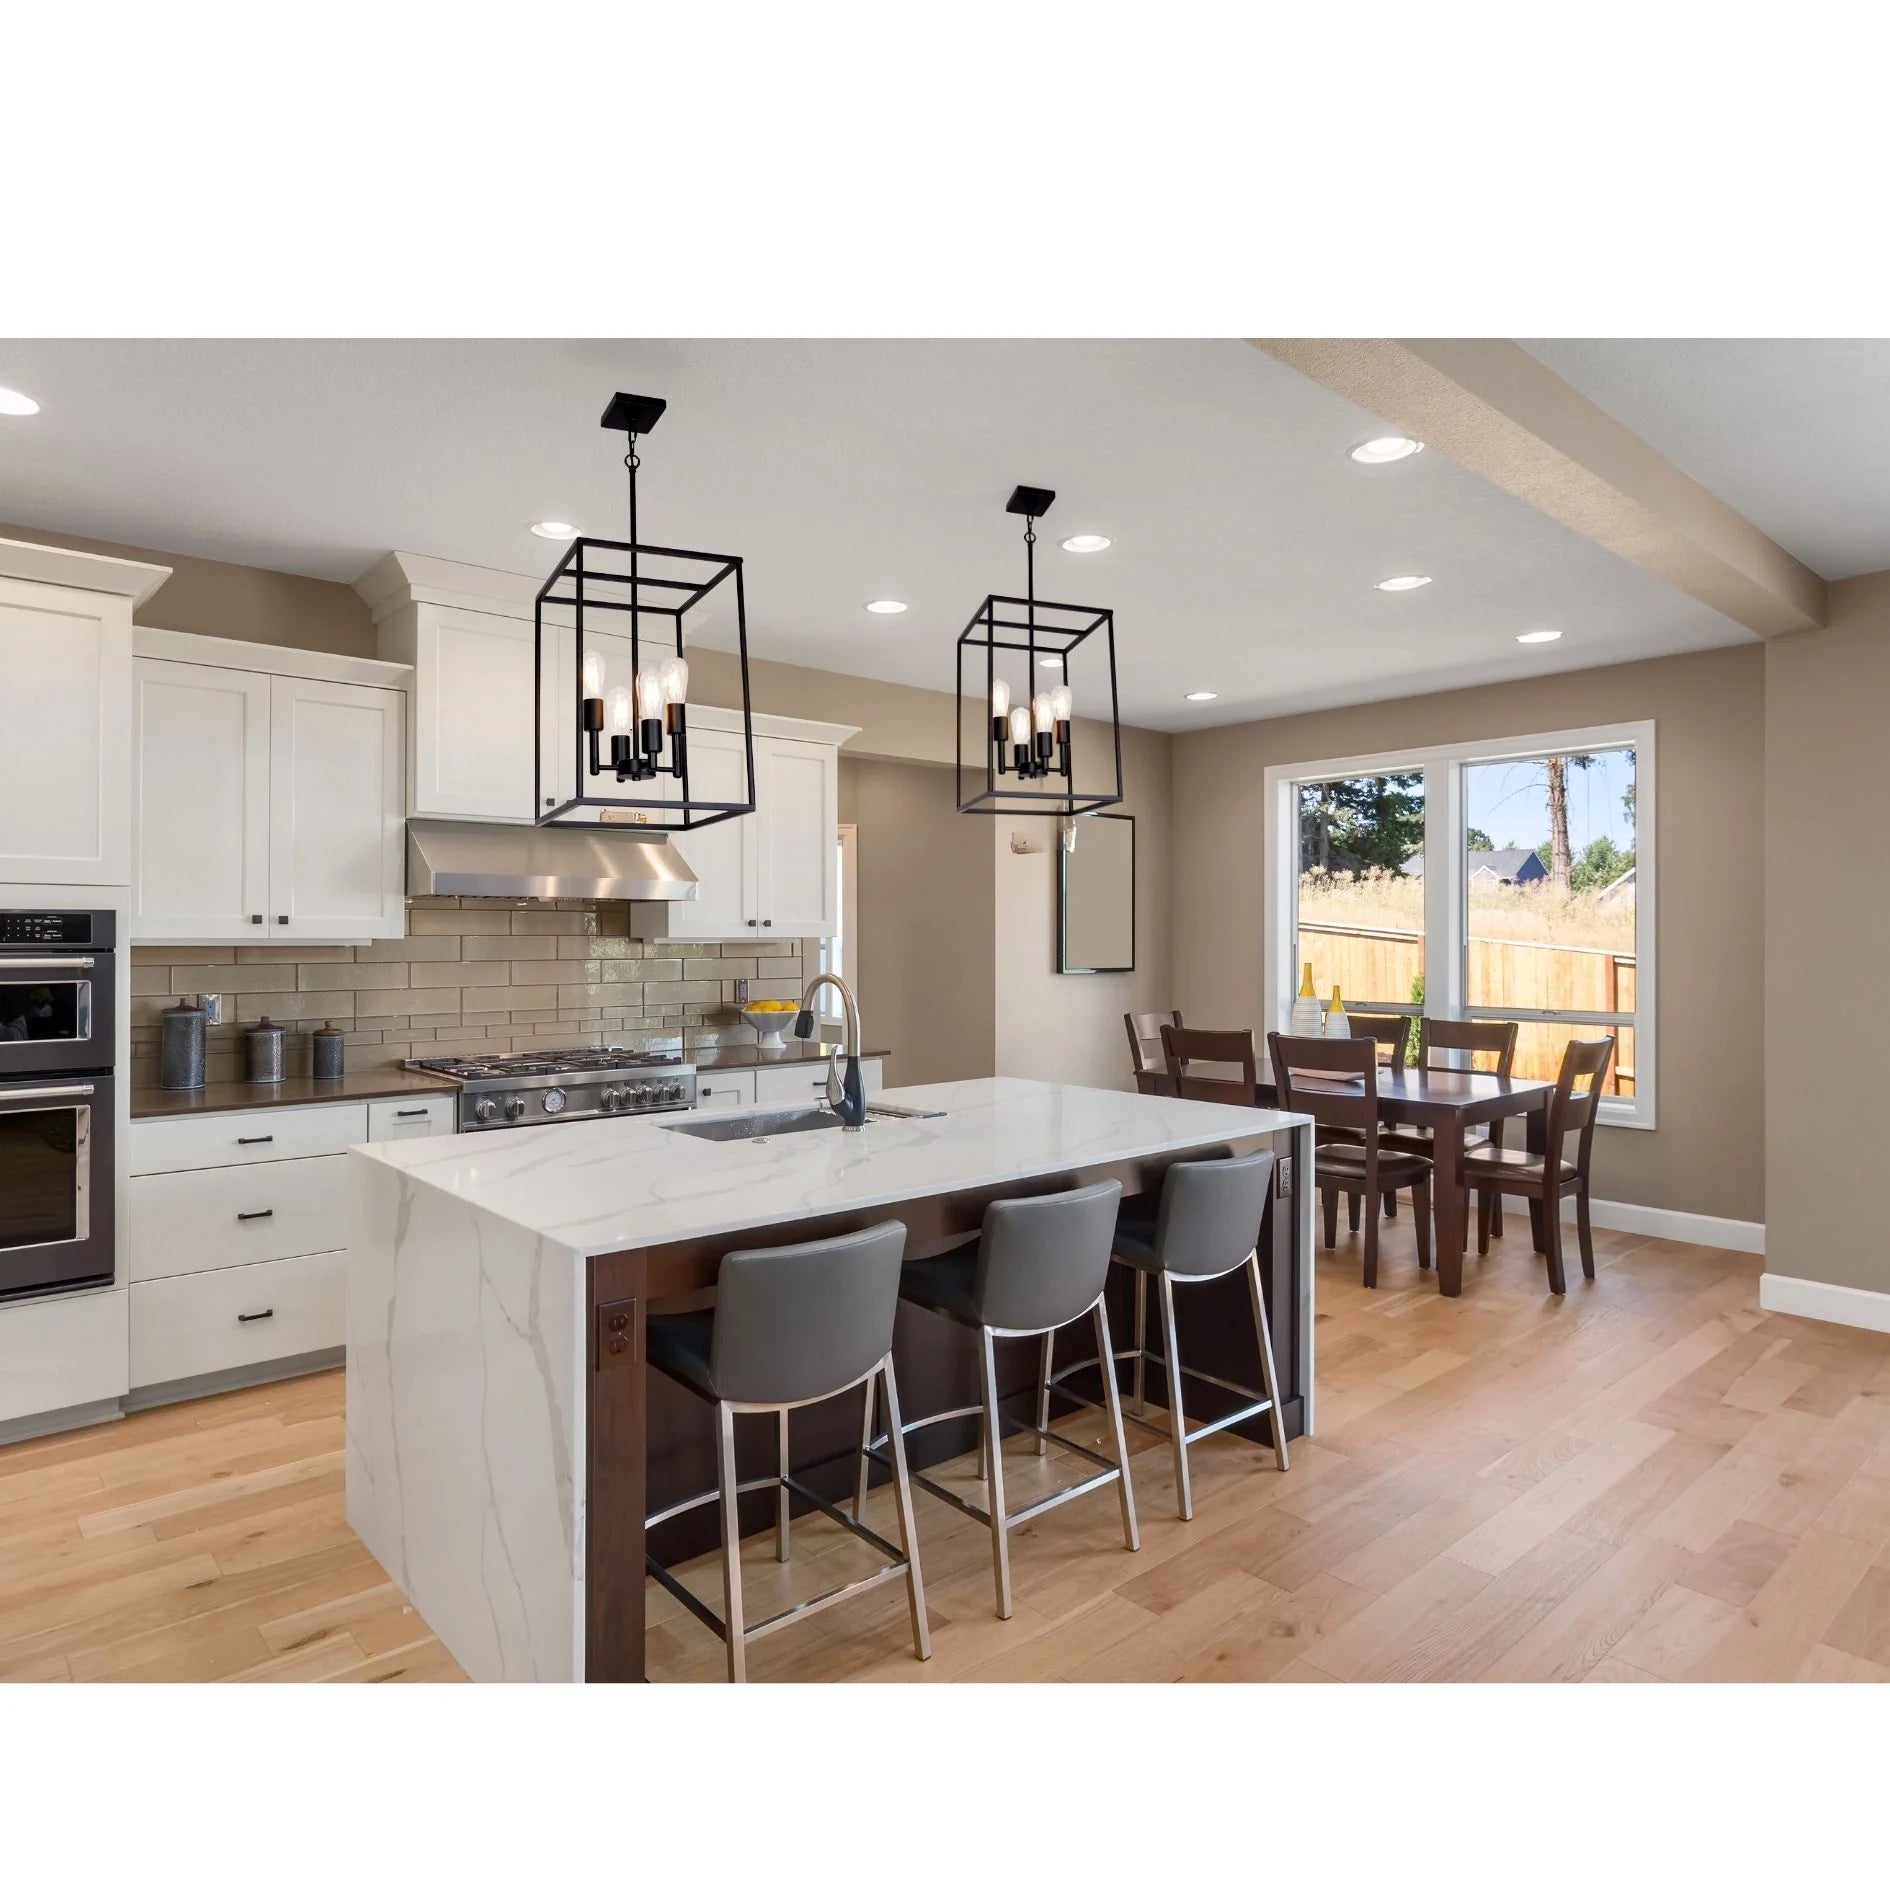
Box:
[660,1105,847,1143]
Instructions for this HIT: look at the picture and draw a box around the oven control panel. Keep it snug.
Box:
[0,910,113,949]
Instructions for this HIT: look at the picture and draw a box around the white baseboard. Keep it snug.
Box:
[1758,1273,1890,1335]
[1557,1195,1765,1255]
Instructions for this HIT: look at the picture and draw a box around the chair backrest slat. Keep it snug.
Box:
[1344,1012,1411,1069]
[1125,1009,1184,1077]
[1266,1032,1382,1140]
[1547,1035,1615,1169]
[1161,1025,1259,1106]
[1418,1017,1519,1076]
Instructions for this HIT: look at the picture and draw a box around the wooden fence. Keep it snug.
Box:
[1298,921,1635,1093]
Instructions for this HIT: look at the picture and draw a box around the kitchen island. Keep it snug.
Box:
[344,1076,1313,1682]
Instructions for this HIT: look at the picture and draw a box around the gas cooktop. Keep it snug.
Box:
[406,1046,695,1131]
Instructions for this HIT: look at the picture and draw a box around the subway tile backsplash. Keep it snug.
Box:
[129,898,812,1085]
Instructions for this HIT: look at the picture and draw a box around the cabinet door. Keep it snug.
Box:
[413,606,534,821]
[131,659,272,941]
[665,726,758,940]
[757,737,838,937]
[0,576,130,884]
[268,678,405,941]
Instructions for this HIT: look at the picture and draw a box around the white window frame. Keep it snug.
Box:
[1262,719,1655,1131]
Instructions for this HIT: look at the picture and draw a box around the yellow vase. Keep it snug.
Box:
[1289,961,1322,1037]
[1326,984,1349,1038]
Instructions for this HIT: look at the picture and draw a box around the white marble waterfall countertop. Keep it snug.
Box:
[352,1076,1307,1257]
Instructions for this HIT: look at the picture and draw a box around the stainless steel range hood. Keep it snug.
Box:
[406,820,699,903]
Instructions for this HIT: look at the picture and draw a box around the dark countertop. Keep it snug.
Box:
[130,1069,459,1120]
[692,1043,890,1073]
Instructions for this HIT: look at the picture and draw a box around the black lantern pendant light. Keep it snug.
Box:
[533,392,756,829]
[956,485,1122,817]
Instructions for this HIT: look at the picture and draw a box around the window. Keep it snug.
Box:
[1264,722,1654,1128]
[1295,769,1425,1016]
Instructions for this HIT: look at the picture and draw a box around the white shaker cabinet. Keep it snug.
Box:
[131,659,272,938]
[130,633,409,943]
[268,675,405,942]
[0,541,169,887]
[407,605,536,821]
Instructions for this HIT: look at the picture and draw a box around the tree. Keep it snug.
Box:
[1570,835,1633,894]
[1541,753,1597,890]
[1466,826,1494,852]
[1298,773,1424,878]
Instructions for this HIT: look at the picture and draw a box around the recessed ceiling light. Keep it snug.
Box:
[864,599,908,615]
[0,386,41,417]
[1516,629,1563,644]
[1375,574,1432,592]
[1184,690,1218,702]
[530,520,578,540]
[1038,656,1065,670]
[1060,533,1112,554]
[1349,436,1422,464]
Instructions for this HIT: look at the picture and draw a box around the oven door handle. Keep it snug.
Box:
[0,957,96,972]
[0,1082,96,1102]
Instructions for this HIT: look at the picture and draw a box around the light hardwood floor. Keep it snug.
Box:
[5,1215,1890,1683]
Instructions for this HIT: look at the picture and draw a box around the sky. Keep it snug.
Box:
[1466,747,1637,857]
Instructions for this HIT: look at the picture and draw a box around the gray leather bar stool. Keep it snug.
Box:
[1042,1150,1288,1521]
[643,1221,930,1683]
[864,1180,1139,1620]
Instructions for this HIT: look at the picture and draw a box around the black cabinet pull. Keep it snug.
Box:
[250,914,263,925]
[237,1308,275,1323]
[236,1209,274,1221]
[276,914,289,925]
[394,1107,428,1118]
[746,918,758,927]
[762,919,773,927]
[235,1134,274,1145]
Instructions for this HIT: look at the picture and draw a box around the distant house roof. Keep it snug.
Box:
[1596,865,1636,909]
[1401,848,1548,884]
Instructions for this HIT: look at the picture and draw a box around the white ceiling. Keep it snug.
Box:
[1522,338,1890,582]
[0,339,1750,731]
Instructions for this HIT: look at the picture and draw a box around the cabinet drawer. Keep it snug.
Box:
[130,1103,369,1175]
[694,1070,756,1114]
[129,1251,344,1389]
[367,1095,455,1140]
[0,1288,128,1425]
[752,1057,882,1109]
[127,1154,346,1282]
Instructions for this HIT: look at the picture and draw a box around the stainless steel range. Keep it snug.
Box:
[405,1046,696,1132]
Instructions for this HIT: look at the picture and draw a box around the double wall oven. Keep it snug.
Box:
[0,910,116,1301]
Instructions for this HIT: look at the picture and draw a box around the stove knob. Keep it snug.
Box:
[663,1082,685,1104]
[631,1083,653,1107]
[504,1096,527,1121]
[601,1086,623,1112]
[473,1097,498,1124]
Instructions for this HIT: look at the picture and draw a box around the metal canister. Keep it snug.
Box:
[311,1020,345,1081]
[159,998,207,1092]
[245,1015,286,1084]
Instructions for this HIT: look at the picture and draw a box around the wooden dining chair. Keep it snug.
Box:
[1461,1035,1614,1295]
[1329,1013,1411,1218]
[1386,1018,1522,1239]
[1126,1010,1184,1079]
[1267,1034,1432,1287]
[1160,1025,1259,1106]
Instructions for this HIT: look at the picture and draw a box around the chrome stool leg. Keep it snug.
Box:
[1035,1330,1053,1457]
[854,1372,875,1522]
[1094,1298,1140,1552]
[980,1327,1013,1619]
[1132,1269,1148,1416]
[1247,1249,1290,1473]
[716,1402,746,1684]
[1157,1272,1193,1520]
[775,1408,791,1562]
[878,1357,932,1661]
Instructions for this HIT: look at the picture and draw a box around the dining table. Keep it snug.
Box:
[1135,1064,1556,1297]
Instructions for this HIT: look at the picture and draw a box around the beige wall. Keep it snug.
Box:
[0,522,376,658]
[1764,572,1890,1292]
[994,724,1175,1093]
[839,758,997,1085]
[1171,646,1766,1221]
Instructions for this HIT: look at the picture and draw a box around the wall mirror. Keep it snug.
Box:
[1059,813,1135,973]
